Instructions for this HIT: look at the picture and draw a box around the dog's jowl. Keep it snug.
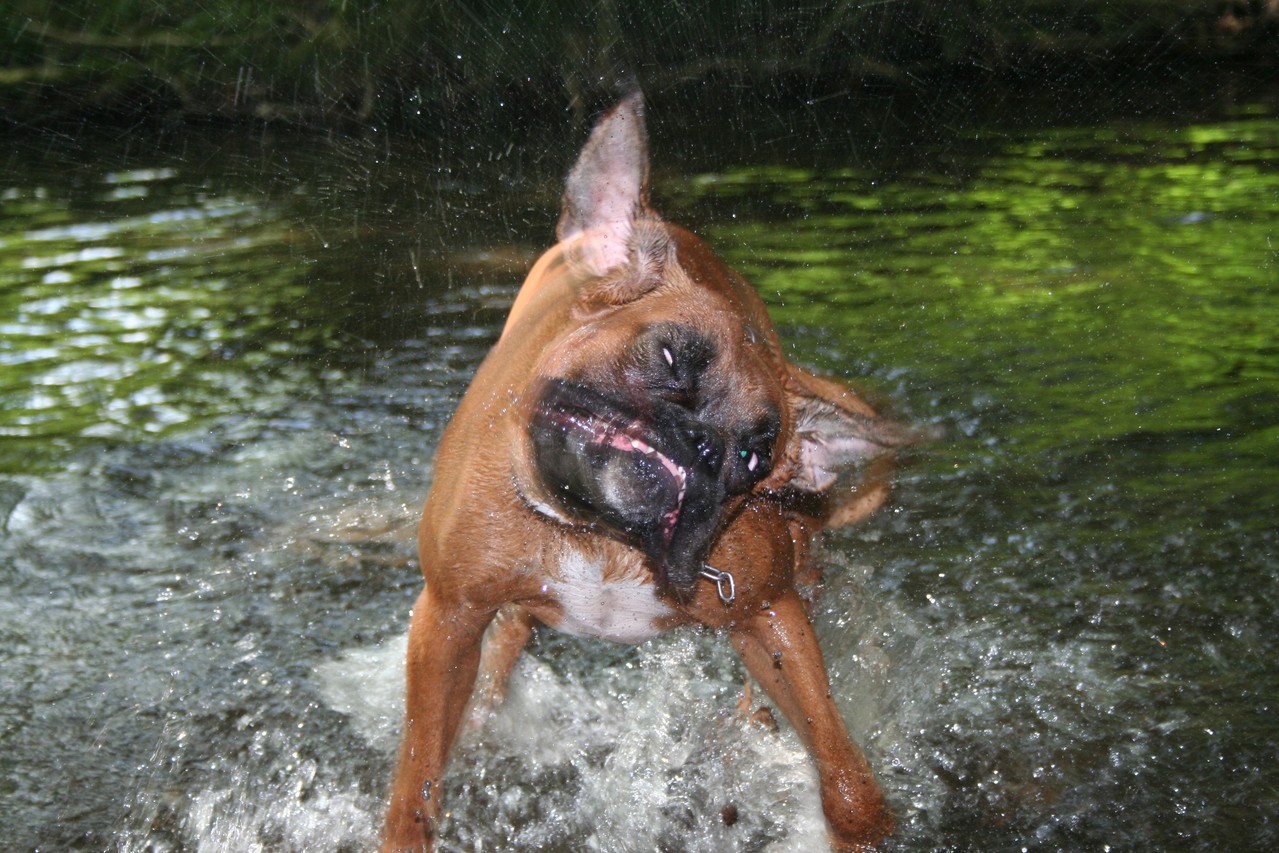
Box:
[381,91,922,852]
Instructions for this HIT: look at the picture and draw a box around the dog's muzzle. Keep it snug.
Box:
[528,378,727,595]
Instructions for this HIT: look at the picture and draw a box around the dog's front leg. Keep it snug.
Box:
[382,584,494,853]
[731,592,894,851]
[466,604,536,729]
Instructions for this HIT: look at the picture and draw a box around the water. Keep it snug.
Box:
[2,92,1277,852]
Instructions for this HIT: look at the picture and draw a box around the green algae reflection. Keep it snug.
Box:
[0,161,329,473]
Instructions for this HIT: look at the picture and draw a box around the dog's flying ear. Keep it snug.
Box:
[783,367,931,493]
[557,91,653,275]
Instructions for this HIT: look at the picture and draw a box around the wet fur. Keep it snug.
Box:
[381,92,922,852]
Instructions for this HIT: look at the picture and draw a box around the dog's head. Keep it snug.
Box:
[521,92,918,598]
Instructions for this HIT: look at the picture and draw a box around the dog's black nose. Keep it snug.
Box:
[686,424,724,473]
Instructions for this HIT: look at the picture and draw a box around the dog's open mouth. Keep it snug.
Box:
[539,402,688,542]
[528,379,724,592]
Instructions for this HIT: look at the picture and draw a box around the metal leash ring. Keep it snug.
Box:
[700,564,736,605]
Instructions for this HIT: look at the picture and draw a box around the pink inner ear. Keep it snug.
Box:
[573,220,635,276]
[557,92,651,275]
[797,432,884,493]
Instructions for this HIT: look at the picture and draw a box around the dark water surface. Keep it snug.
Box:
[2,91,1277,852]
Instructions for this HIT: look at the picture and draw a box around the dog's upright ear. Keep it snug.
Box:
[782,366,933,493]
[557,91,657,279]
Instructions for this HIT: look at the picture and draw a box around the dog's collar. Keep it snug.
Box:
[699,564,736,605]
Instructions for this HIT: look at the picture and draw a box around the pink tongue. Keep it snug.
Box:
[599,429,687,544]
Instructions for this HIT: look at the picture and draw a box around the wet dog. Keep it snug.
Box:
[382,92,921,851]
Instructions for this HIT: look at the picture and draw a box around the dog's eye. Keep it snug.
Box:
[645,327,715,400]
[725,443,771,495]
[656,342,690,398]
[738,444,771,476]
[726,421,776,494]
[736,415,779,486]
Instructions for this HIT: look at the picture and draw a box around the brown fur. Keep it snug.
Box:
[381,93,919,852]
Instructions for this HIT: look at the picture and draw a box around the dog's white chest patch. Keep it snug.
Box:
[548,550,672,644]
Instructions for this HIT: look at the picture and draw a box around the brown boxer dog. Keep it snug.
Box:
[382,91,922,852]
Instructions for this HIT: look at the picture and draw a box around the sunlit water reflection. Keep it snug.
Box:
[1,103,1276,852]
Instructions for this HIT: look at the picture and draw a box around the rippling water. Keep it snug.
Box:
[1,98,1276,852]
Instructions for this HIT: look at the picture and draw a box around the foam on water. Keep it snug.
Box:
[314,629,832,852]
[117,724,382,853]
[100,495,1157,852]
[315,635,408,754]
